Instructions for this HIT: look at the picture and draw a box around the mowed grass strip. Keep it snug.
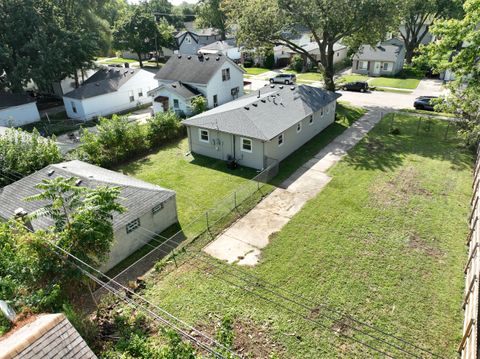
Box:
[142,113,472,358]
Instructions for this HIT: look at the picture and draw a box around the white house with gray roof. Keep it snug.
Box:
[62,67,158,121]
[0,93,40,127]
[148,54,245,116]
[352,38,406,76]
[182,84,341,170]
[0,160,178,271]
[198,39,241,61]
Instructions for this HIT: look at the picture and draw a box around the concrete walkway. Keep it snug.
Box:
[204,108,386,265]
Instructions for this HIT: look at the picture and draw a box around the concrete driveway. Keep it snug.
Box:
[204,108,385,265]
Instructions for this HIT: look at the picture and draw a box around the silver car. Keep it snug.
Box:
[269,73,296,85]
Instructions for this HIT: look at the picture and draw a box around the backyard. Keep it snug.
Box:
[131,113,471,357]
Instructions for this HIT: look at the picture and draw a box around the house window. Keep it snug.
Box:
[152,203,164,214]
[359,61,368,70]
[320,108,324,117]
[71,101,77,114]
[309,115,314,125]
[231,87,239,98]
[241,138,252,152]
[128,90,134,102]
[297,122,302,133]
[278,133,284,146]
[199,129,209,143]
[222,68,231,81]
[185,35,192,44]
[138,88,143,97]
[126,218,140,234]
[336,52,340,57]
[326,105,330,114]
[173,99,179,108]
[213,95,218,107]
[382,62,389,71]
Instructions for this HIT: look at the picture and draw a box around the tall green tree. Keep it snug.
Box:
[196,0,228,40]
[400,0,463,64]
[422,0,480,148]
[224,0,402,90]
[113,4,174,67]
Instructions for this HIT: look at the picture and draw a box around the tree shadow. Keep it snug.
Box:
[188,152,259,180]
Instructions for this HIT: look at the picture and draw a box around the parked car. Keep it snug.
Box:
[341,81,369,92]
[414,96,438,111]
[269,74,296,85]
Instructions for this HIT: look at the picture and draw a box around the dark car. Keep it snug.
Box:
[414,96,438,111]
[342,81,369,92]
[269,73,296,85]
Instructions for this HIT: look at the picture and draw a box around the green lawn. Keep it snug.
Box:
[136,113,471,358]
[242,67,271,76]
[283,69,323,82]
[102,57,138,64]
[339,74,421,90]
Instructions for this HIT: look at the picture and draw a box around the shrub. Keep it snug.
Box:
[190,96,207,115]
[147,111,184,146]
[290,54,304,73]
[264,51,275,70]
[0,128,63,186]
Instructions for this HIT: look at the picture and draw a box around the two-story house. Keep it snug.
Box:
[175,29,223,55]
[148,53,245,116]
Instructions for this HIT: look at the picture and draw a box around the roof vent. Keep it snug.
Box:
[205,56,210,61]
[47,169,55,176]
[172,84,177,88]
[290,86,296,90]
[116,69,120,72]
[130,70,134,74]
[279,85,284,89]
[252,103,258,107]
[261,99,266,103]
[178,54,182,59]
[95,83,100,86]
[14,208,28,217]
[75,179,82,186]
[270,84,275,88]
[216,56,220,61]
[244,106,249,110]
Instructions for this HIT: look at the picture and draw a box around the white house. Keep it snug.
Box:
[198,39,242,62]
[0,93,40,127]
[294,42,348,65]
[182,84,341,170]
[62,67,158,121]
[0,160,178,271]
[148,53,245,116]
[352,38,406,76]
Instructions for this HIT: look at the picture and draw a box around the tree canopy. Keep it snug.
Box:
[196,0,228,40]
[224,0,403,90]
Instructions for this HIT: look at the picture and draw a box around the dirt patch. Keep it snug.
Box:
[370,166,432,208]
[408,232,444,258]
[197,316,285,358]
[365,138,386,154]
[332,317,354,337]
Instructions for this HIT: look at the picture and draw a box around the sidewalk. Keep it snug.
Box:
[204,108,387,265]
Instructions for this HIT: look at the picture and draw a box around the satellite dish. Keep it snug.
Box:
[0,300,16,322]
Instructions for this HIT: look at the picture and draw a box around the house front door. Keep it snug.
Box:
[373,61,381,76]
[154,96,169,112]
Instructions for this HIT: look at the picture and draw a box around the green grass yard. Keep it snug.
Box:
[101,57,138,64]
[137,113,471,358]
[242,67,271,76]
[283,69,323,82]
[340,74,421,90]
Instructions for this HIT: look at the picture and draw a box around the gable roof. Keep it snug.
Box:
[63,67,144,100]
[297,42,347,54]
[175,28,220,39]
[353,38,404,62]
[0,314,97,359]
[148,81,202,100]
[0,160,175,232]
[0,93,36,110]
[154,54,245,85]
[182,84,341,141]
[199,39,236,53]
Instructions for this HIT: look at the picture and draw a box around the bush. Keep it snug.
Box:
[264,51,275,70]
[190,96,207,115]
[147,111,184,146]
[290,54,304,73]
[0,128,63,186]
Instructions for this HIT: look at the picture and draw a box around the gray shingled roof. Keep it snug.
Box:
[148,81,201,100]
[175,28,220,39]
[63,67,142,99]
[0,160,175,232]
[0,93,36,110]
[154,54,244,85]
[1,314,97,359]
[200,39,236,52]
[353,38,404,62]
[182,84,341,141]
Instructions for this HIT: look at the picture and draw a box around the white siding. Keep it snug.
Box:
[205,63,244,108]
[63,70,157,121]
[0,102,40,127]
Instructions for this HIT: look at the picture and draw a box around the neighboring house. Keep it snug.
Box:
[175,29,223,55]
[0,160,178,271]
[0,93,40,127]
[182,84,341,170]
[352,38,406,76]
[52,69,97,97]
[62,66,158,121]
[148,54,245,116]
[0,313,97,359]
[295,42,348,65]
[274,45,293,67]
[198,39,241,62]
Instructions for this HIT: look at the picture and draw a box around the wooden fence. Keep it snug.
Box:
[459,147,480,358]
